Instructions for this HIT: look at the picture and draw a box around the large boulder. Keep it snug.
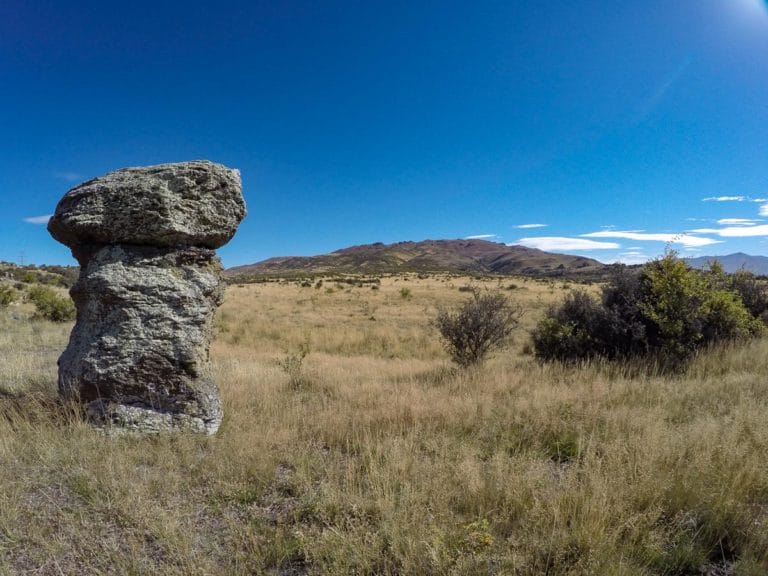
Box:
[48,161,246,434]
[48,160,245,250]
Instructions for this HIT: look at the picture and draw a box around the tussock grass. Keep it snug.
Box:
[0,276,767,574]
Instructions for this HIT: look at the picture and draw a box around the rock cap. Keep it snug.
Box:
[48,160,246,249]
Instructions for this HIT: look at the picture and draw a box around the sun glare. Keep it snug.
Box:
[724,0,768,34]
[738,0,768,18]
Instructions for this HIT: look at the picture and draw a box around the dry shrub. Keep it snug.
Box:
[433,289,522,367]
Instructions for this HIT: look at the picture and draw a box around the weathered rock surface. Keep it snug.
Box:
[48,161,245,434]
[48,160,245,249]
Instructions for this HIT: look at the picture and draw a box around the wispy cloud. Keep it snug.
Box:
[717,218,761,226]
[689,224,768,238]
[581,230,721,247]
[23,214,53,225]
[54,171,82,182]
[688,228,720,234]
[707,225,768,238]
[514,223,547,229]
[760,204,768,217]
[516,237,620,251]
[465,234,497,240]
[702,196,746,202]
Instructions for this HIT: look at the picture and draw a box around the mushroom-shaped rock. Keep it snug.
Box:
[48,161,246,434]
[48,160,245,250]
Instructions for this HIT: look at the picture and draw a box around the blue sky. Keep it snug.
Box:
[1,0,767,267]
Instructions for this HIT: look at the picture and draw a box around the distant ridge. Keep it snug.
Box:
[684,252,768,275]
[225,239,607,279]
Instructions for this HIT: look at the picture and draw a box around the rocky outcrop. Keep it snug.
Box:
[48,161,246,434]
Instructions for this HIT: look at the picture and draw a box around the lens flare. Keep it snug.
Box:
[742,0,768,15]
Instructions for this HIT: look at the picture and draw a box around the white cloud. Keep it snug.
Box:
[23,214,53,224]
[516,237,620,251]
[581,230,721,247]
[687,224,768,238]
[688,228,721,234]
[711,224,768,237]
[465,234,497,239]
[717,218,761,226]
[703,196,746,202]
[759,204,768,216]
[514,223,547,229]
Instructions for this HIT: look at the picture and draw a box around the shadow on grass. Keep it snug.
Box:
[0,382,81,429]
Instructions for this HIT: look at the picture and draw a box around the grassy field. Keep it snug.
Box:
[1,275,767,575]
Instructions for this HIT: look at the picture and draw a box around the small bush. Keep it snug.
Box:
[27,286,76,322]
[434,289,522,367]
[0,284,14,308]
[400,287,412,299]
[21,270,38,284]
[277,342,311,389]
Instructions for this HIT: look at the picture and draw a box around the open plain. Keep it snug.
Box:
[1,275,767,575]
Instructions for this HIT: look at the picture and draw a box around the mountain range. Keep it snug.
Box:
[225,239,606,279]
[684,252,768,275]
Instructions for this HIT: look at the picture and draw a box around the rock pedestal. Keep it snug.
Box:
[48,161,246,434]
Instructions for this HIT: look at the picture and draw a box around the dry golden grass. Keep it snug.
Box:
[1,275,767,575]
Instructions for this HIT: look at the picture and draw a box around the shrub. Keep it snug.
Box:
[728,268,768,321]
[21,270,38,284]
[277,342,311,389]
[0,284,14,308]
[400,287,412,299]
[27,286,76,322]
[641,255,761,358]
[533,253,762,364]
[532,290,612,362]
[434,289,521,367]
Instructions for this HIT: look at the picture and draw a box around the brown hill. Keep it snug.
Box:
[225,239,607,279]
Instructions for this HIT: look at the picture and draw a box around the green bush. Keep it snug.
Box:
[533,253,762,364]
[641,255,761,358]
[532,290,613,361]
[728,268,768,321]
[434,289,522,367]
[27,286,76,322]
[0,284,15,308]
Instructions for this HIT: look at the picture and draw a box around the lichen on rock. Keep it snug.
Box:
[48,161,245,434]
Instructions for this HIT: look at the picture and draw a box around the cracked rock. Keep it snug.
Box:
[48,161,245,434]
